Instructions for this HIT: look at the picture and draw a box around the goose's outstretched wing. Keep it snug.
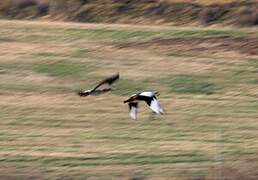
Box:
[128,102,138,120]
[139,91,163,114]
[150,97,163,114]
[92,73,119,92]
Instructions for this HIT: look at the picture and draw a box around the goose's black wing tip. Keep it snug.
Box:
[106,73,120,84]
[129,102,138,108]
[92,73,120,91]
[112,72,120,81]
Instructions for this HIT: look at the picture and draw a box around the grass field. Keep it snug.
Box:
[0,20,257,179]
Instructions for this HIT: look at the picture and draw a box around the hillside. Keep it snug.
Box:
[0,20,258,179]
[0,0,257,26]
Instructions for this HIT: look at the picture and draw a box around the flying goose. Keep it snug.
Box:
[124,91,164,120]
[78,73,119,96]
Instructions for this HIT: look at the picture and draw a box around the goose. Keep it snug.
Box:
[78,73,119,96]
[124,91,164,120]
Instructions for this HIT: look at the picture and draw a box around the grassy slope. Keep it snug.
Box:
[0,20,257,179]
[163,0,238,4]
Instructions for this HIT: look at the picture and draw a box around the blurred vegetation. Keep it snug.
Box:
[0,0,257,26]
[162,74,223,95]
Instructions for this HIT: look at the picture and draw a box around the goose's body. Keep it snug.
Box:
[78,73,119,97]
[124,91,164,120]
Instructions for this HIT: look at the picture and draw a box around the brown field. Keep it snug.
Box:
[0,20,258,179]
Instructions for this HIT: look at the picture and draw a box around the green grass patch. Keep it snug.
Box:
[231,60,258,84]
[0,83,43,93]
[0,60,95,80]
[167,52,194,57]
[0,25,254,45]
[111,79,151,96]
[71,48,92,58]
[167,29,249,38]
[0,152,209,167]
[64,28,158,41]
[0,62,30,71]
[32,61,94,78]
[61,27,253,42]
[251,79,258,84]
[162,74,222,95]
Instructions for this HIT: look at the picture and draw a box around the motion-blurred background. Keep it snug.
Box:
[0,0,257,179]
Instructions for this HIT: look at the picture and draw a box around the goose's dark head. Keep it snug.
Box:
[78,90,91,97]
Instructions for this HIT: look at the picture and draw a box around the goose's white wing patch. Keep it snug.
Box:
[140,91,155,97]
[150,98,163,114]
[129,102,138,120]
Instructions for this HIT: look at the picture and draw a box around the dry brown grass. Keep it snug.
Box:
[0,20,257,179]
[1,0,258,27]
[162,0,240,5]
